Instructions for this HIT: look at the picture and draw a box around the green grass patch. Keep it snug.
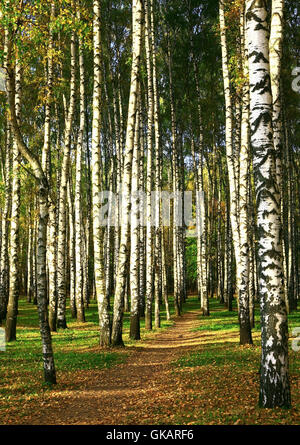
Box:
[0,294,299,425]
[0,293,181,417]
[173,298,300,377]
[54,350,123,371]
[173,343,260,370]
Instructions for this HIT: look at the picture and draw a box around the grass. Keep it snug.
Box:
[0,294,178,421]
[174,299,300,378]
[0,295,299,425]
[174,343,260,369]
[179,299,300,373]
[167,298,300,425]
[0,301,122,418]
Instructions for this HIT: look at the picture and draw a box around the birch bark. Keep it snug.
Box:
[246,0,291,407]
[130,93,141,340]
[144,0,154,330]
[57,31,76,329]
[92,0,111,346]
[5,19,56,383]
[111,0,143,346]
[5,58,21,342]
[74,9,86,322]
[219,0,252,341]
[0,119,11,323]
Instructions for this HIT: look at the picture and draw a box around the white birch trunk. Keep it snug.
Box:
[111,0,143,346]
[74,9,86,322]
[5,20,56,383]
[5,58,21,342]
[129,93,141,340]
[92,0,111,346]
[144,0,154,330]
[57,31,76,329]
[0,119,11,323]
[246,0,291,408]
[219,0,252,341]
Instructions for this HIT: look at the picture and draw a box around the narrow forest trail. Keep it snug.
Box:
[26,310,203,425]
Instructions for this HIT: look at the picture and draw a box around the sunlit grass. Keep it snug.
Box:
[0,294,299,425]
[0,294,180,417]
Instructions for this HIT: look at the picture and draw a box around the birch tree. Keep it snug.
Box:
[74,8,86,323]
[246,0,291,408]
[92,0,111,347]
[130,92,141,340]
[144,0,155,330]
[4,10,56,383]
[56,30,76,329]
[5,58,20,342]
[0,118,11,324]
[219,0,252,343]
[111,0,143,346]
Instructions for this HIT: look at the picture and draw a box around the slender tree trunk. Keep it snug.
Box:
[284,123,296,310]
[27,207,33,303]
[139,118,146,318]
[84,105,92,308]
[144,0,154,330]
[92,0,111,347]
[150,0,162,329]
[219,0,251,341]
[112,81,121,293]
[225,191,233,312]
[57,31,76,329]
[0,119,11,323]
[37,181,57,384]
[192,52,208,315]
[68,179,76,318]
[48,202,57,331]
[269,0,288,313]
[246,0,291,408]
[238,6,253,344]
[32,215,38,305]
[167,36,181,317]
[161,229,170,320]
[111,0,143,346]
[130,92,141,340]
[44,5,58,331]
[5,22,56,384]
[74,11,86,323]
[5,57,21,342]
[191,137,202,304]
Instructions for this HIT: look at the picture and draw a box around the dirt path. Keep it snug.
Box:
[27,310,203,425]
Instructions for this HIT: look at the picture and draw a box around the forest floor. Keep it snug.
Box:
[0,297,299,425]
